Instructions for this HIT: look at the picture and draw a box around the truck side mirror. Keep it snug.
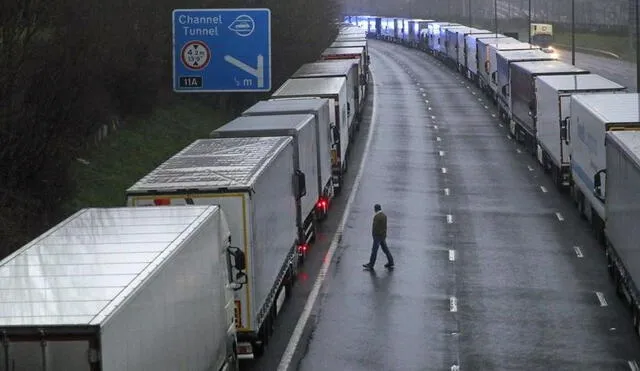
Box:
[226,246,247,291]
[560,117,569,142]
[294,170,307,198]
[593,169,606,202]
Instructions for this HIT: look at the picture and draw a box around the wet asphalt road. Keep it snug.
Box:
[282,40,640,370]
[553,48,637,92]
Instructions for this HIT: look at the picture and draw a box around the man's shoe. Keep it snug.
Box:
[363,263,373,270]
[384,263,394,269]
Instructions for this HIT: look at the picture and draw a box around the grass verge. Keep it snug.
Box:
[61,99,231,215]
[552,31,633,62]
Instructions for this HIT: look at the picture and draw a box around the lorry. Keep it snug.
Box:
[426,22,459,55]
[443,25,469,64]
[599,130,640,337]
[241,98,334,219]
[272,77,352,193]
[320,46,367,87]
[509,60,590,154]
[496,48,556,123]
[534,74,625,189]
[292,60,365,121]
[0,206,240,371]
[126,136,301,360]
[464,33,508,81]
[407,19,434,48]
[569,92,640,244]
[476,39,534,95]
[330,40,369,71]
[210,114,319,252]
[456,28,492,73]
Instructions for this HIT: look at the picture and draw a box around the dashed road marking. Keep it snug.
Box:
[447,214,454,224]
[555,212,564,221]
[436,136,442,142]
[450,296,458,312]
[433,125,439,130]
[527,165,534,171]
[449,249,456,261]
[491,113,496,118]
[425,99,429,103]
[451,365,460,371]
[540,186,548,193]
[573,246,584,258]
[499,123,504,127]
[444,188,450,196]
[628,360,639,371]
[596,291,608,307]
[516,148,522,154]
[439,150,445,156]
[441,167,448,174]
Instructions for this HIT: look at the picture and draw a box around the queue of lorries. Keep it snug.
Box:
[348,15,640,338]
[0,23,369,370]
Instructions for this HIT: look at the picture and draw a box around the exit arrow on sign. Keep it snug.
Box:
[224,54,264,88]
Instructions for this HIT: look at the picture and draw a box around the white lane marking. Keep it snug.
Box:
[527,165,534,171]
[506,135,511,140]
[596,291,608,307]
[444,188,450,196]
[433,125,439,130]
[449,249,456,261]
[499,123,504,127]
[277,63,380,371]
[484,105,489,109]
[573,246,584,258]
[450,296,458,312]
[425,99,429,103]
[436,136,442,142]
[451,365,460,371]
[441,167,447,174]
[555,212,565,221]
[628,360,639,371]
[439,150,445,157]
[540,186,548,193]
[516,148,522,154]
[492,113,496,117]
[428,107,432,110]
[472,91,476,95]
[446,214,454,224]
[431,115,437,119]
[422,93,427,97]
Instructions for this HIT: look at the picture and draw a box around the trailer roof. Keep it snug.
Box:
[211,113,315,138]
[322,47,364,55]
[273,77,346,97]
[331,41,367,48]
[572,93,640,124]
[126,136,292,193]
[536,74,625,92]
[607,131,640,167]
[242,98,329,116]
[468,34,508,42]
[292,60,358,78]
[0,206,220,327]
[496,48,557,61]
[485,41,539,50]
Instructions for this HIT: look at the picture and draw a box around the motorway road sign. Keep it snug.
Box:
[172,8,272,92]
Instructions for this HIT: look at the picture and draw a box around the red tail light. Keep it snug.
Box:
[315,198,328,211]
[153,198,171,206]
[298,244,308,253]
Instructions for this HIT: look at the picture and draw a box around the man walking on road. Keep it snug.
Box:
[363,204,394,270]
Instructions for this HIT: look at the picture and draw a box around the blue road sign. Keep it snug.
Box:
[172,8,271,92]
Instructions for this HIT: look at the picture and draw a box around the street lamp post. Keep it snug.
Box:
[494,0,498,35]
[528,0,532,44]
[636,0,640,91]
[571,0,575,65]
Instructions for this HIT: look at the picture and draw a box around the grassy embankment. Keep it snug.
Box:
[552,31,633,62]
[61,99,231,215]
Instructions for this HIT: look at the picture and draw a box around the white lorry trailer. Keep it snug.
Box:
[210,114,319,253]
[477,40,536,97]
[456,28,492,73]
[241,98,334,219]
[272,77,352,193]
[508,60,589,154]
[0,206,239,371]
[495,48,556,123]
[125,136,300,360]
[426,22,459,55]
[534,74,625,189]
[292,60,364,123]
[569,93,640,244]
[600,130,640,337]
[464,33,508,82]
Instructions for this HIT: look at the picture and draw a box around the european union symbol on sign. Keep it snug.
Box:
[172,8,272,92]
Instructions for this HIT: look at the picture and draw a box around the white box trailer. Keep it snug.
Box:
[426,22,458,54]
[0,206,239,371]
[477,39,534,94]
[456,28,492,73]
[320,46,366,90]
[210,114,319,249]
[495,48,556,122]
[464,33,508,81]
[292,60,365,120]
[534,74,625,188]
[272,77,351,192]
[125,136,300,360]
[601,130,640,333]
[569,93,640,242]
[443,25,468,62]
[241,98,334,218]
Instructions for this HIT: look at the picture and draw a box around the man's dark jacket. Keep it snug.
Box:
[372,211,387,238]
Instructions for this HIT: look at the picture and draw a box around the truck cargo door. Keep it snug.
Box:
[1,339,92,371]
